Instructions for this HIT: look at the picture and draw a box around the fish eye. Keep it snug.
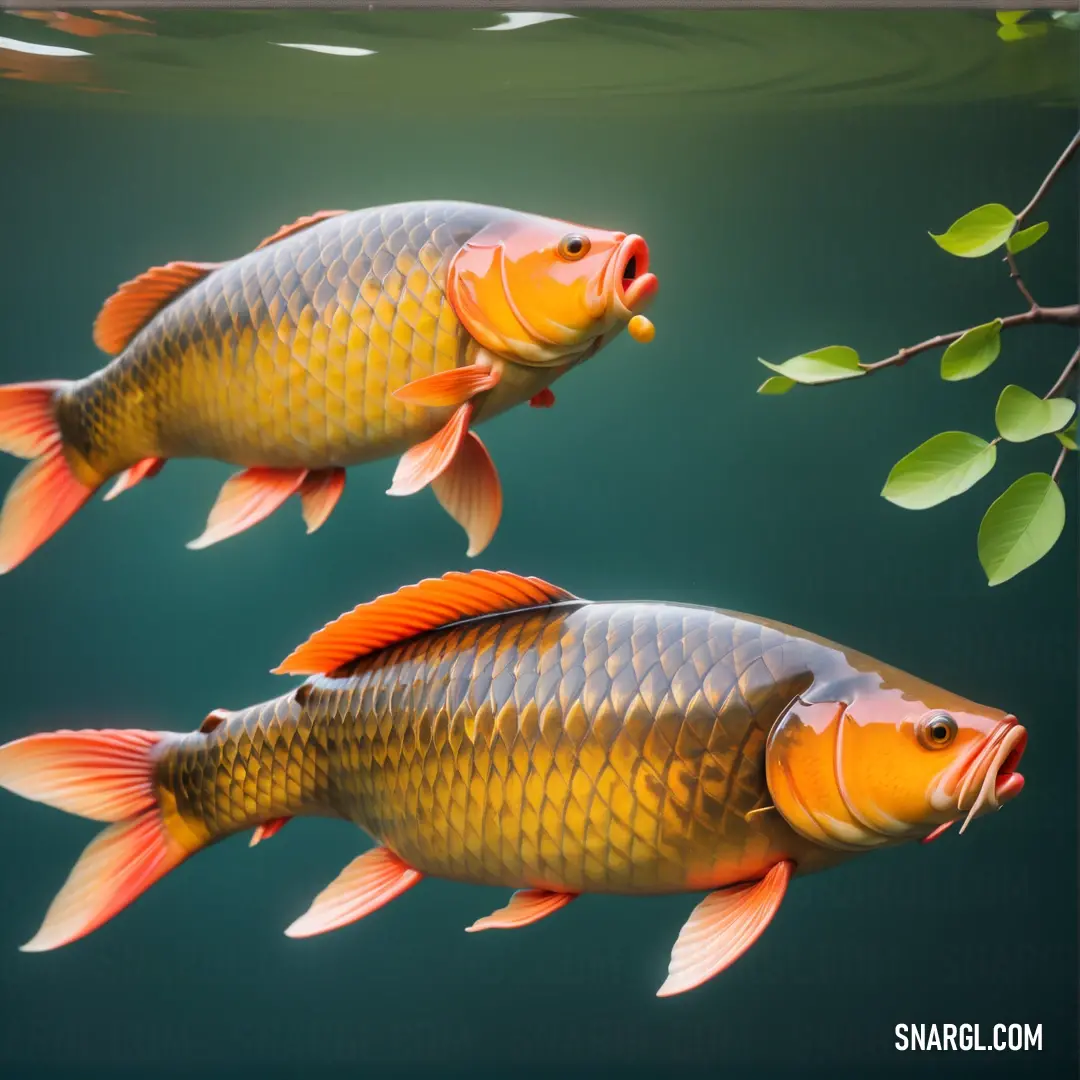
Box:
[917,712,958,750]
[557,234,591,261]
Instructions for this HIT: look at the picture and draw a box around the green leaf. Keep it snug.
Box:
[940,320,1002,381]
[996,10,1031,23]
[1055,417,1077,451]
[757,375,796,395]
[997,20,1048,40]
[757,346,864,386]
[1006,221,1048,254]
[881,432,997,511]
[995,384,1076,442]
[930,204,1017,258]
[978,473,1066,586]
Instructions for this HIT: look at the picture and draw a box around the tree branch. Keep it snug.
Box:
[861,133,1080,376]
[861,305,1080,373]
[1018,131,1080,224]
[1004,248,1037,310]
[1045,345,1080,401]
[1051,444,1068,483]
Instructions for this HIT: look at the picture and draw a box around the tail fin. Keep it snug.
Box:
[0,728,192,952]
[0,381,96,574]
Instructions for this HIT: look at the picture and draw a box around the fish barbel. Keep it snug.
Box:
[0,570,1025,995]
[0,202,658,571]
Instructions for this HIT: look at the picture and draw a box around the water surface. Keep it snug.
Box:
[0,9,1077,1079]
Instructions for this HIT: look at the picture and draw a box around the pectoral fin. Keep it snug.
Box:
[466,889,576,932]
[387,402,473,497]
[657,860,793,998]
[393,364,501,408]
[284,846,422,939]
[432,431,501,557]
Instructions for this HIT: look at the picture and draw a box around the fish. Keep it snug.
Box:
[0,569,1025,995]
[0,202,658,571]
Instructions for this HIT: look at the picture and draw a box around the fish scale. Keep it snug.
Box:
[154,601,827,894]
[56,203,517,478]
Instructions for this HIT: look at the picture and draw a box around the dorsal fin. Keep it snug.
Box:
[255,210,347,251]
[93,260,220,355]
[274,570,578,676]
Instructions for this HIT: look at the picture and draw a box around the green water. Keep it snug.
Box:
[0,8,1077,1079]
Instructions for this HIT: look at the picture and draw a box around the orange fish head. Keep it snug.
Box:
[765,673,1025,852]
[446,213,658,366]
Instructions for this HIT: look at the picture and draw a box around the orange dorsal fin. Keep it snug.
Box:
[274,569,578,676]
[93,261,220,355]
[255,210,347,251]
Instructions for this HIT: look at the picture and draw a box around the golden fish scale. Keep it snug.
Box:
[159,604,829,892]
[61,202,517,478]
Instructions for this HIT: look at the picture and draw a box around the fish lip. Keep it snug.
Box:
[614,235,658,313]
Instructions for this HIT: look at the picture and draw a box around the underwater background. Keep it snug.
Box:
[0,8,1076,1079]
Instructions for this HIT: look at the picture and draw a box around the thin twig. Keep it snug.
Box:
[1045,345,1080,401]
[861,305,1080,373]
[1004,248,1038,310]
[1051,445,1068,483]
[1018,131,1080,224]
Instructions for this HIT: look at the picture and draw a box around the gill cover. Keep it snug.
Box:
[446,216,649,365]
[764,699,889,851]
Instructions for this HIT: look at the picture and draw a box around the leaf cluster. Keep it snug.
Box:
[755,160,1076,585]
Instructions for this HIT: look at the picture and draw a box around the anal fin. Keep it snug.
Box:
[466,889,576,932]
[285,846,421,939]
[104,456,166,502]
[529,388,555,409]
[187,467,308,551]
[657,860,793,998]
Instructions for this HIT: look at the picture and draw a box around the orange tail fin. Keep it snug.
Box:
[0,727,193,952]
[0,380,97,573]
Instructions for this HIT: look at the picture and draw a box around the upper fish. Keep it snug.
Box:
[0,569,1026,996]
[0,201,658,571]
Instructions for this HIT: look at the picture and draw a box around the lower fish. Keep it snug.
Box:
[0,570,1026,995]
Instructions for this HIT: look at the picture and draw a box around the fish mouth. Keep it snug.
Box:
[615,235,658,312]
[956,718,1027,834]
